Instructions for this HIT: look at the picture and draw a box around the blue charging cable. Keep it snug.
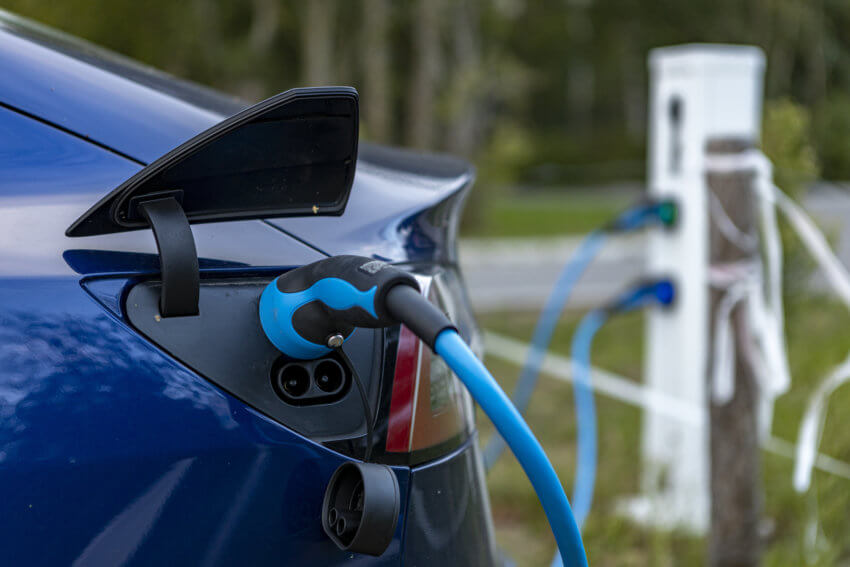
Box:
[483,199,677,471]
[482,231,606,469]
[258,256,591,566]
[436,329,588,567]
[550,279,674,567]
[567,309,607,530]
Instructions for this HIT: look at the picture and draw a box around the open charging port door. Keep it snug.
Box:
[67,86,359,318]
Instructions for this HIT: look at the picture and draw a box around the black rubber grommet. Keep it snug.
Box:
[321,462,400,556]
[384,284,456,350]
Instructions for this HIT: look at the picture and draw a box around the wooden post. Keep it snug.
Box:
[706,139,763,567]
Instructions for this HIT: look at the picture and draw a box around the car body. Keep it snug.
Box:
[0,12,497,566]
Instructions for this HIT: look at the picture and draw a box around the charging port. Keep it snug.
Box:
[277,364,310,398]
[270,355,351,406]
[315,359,345,394]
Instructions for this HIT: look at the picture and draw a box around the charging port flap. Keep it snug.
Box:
[66,87,359,237]
[67,87,358,318]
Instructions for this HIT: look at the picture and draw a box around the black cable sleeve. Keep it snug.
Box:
[384,284,456,350]
[337,348,374,462]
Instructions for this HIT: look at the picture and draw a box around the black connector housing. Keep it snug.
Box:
[384,284,456,350]
[322,462,400,556]
[279,255,420,345]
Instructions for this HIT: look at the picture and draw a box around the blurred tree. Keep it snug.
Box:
[763,98,820,198]
[361,0,391,142]
[4,0,850,183]
[406,0,442,149]
[443,0,484,157]
[301,0,335,86]
[813,94,850,181]
[249,0,279,54]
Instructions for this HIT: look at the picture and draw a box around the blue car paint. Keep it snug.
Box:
[404,435,498,565]
[0,16,496,566]
[0,276,409,565]
[0,16,472,266]
[0,13,472,266]
[0,22,224,164]
[267,148,474,264]
[0,104,140,198]
[0,102,398,563]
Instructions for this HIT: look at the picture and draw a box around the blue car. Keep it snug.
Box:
[0,12,498,566]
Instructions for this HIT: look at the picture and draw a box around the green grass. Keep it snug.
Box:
[462,192,630,238]
[477,296,850,566]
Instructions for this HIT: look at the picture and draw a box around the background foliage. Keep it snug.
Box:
[4,3,850,565]
[3,0,850,189]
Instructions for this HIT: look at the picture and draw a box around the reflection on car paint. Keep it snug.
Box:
[0,278,408,565]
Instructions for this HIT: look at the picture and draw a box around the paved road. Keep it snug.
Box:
[459,234,646,312]
[459,184,850,313]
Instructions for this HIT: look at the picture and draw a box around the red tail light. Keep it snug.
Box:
[386,323,419,452]
[384,271,478,461]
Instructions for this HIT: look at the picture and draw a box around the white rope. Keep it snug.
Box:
[484,331,704,426]
[793,353,850,492]
[763,183,850,492]
[484,330,850,482]
[755,161,791,400]
[757,167,784,328]
[704,152,791,414]
[708,191,759,252]
[710,280,750,404]
[772,186,850,310]
[701,150,850,493]
[708,259,761,288]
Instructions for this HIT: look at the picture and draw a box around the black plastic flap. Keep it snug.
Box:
[67,86,359,237]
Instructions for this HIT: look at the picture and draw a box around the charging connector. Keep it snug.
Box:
[550,277,675,567]
[483,199,678,471]
[260,256,588,566]
[606,198,678,232]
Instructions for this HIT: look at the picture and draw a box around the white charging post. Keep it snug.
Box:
[631,45,765,532]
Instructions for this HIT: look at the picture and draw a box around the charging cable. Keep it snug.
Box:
[483,199,677,470]
[336,348,375,462]
[549,279,674,567]
[259,256,589,566]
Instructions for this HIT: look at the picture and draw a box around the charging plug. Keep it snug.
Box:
[259,256,423,359]
[604,278,676,314]
[260,255,588,566]
[607,198,678,232]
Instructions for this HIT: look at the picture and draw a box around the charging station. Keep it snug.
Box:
[627,45,765,531]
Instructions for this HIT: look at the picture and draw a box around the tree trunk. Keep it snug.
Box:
[566,7,594,132]
[249,0,279,54]
[406,0,441,150]
[362,0,391,142]
[302,0,335,86]
[620,29,644,138]
[445,0,482,156]
[706,139,763,567]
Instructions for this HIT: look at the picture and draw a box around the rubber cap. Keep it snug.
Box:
[322,462,400,556]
